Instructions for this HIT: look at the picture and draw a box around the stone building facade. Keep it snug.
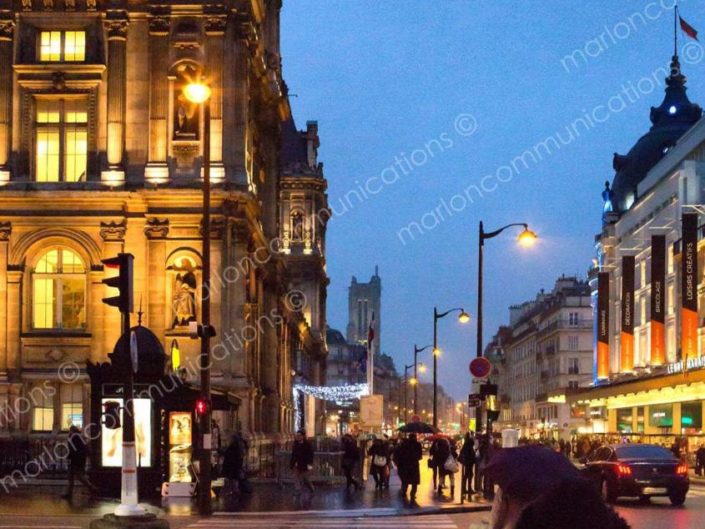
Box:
[0,0,329,456]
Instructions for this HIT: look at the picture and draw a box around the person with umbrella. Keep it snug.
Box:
[393,433,422,503]
[482,445,598,529]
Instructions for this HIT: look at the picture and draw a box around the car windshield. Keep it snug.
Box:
[614,445,675,460]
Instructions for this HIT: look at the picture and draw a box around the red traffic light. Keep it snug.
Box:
[195,398,208,416]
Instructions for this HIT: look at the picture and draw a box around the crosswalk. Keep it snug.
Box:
[187,513,458,529]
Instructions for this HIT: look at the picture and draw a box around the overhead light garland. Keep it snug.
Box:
[293,383,369,432]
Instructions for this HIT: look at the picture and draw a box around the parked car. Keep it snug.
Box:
[580,443,689,505]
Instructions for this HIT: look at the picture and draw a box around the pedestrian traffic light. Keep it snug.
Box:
[102,253,134,314]
[103,400,122,429]
[487,410,500,423]
[195,397,208,417]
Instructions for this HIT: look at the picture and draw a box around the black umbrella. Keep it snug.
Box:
[398,421,439,434]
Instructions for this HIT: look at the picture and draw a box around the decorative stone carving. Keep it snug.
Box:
[42,0,53,10]
[104,17,129,40]
[46,348,66,362]
[86,0,96,10]
[0,19,15,40]
[149,15,170,34]
[100,220,126,242]
[205,16,227,35]
[21,0,32,11]
[64,0,75,10]
[0,222,10,241]
[144,218,169,239]
[52,71,66,91]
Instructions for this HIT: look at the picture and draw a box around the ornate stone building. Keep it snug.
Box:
[0,0,329,457]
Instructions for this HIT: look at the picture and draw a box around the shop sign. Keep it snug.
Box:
[666,355,705,374]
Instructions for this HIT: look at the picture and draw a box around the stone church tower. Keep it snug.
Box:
[0,0,329,464]
[346,267,381,352]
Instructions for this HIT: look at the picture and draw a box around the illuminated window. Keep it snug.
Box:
[39,31,85,62]
[35,99,88,182]
[60,384,83,430]
[32,247,86,330]
[32,386,54,432]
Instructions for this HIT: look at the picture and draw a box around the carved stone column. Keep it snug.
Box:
[145,218,168,342]
[102,11,129,184]
[145,9,170,183]
[205,14,226,182]
[0,222,10,378]
[0,15,13,184]
[6,269,20,373]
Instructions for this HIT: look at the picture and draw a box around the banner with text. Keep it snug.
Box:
[651,235,666,365]
[597,271,610,379]
[681,213,698,362]
[620,256,635,372]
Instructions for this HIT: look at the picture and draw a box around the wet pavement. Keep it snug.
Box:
[0,456,489,517]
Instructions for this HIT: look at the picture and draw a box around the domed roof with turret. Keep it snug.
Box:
[609,55,701,215]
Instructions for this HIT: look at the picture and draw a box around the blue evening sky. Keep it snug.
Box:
[281,1,705,401]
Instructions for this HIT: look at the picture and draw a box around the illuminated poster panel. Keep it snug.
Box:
[650,235,666,365]
[681,213,698,362]
[168,412,193,482]
[620,256,635,372]
[101,398,152,467]
[597,272,610,379]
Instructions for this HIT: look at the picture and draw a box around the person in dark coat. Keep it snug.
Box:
[63,425,99,499]
[222,433,249,495]
[696,444,705,476]
[459,432,476,495]
[430,437,452,494]
[394,433,422,502]
[341,433,361,491]
[290,429,314,496]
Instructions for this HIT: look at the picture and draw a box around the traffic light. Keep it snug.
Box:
[103,400,122,429]
[195,397,209,417]
[487,410,500,423]
[102,253,134,313]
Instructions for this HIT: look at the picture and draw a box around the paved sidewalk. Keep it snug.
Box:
[1,456,490,518]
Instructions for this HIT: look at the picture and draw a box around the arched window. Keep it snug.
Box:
[32,247,86,330]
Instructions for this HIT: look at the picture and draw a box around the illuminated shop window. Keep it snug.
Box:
[35,99,88,182]
[39,31,85,62]
[32,247,86,330]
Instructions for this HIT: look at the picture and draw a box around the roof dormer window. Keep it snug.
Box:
[39,31,85,62]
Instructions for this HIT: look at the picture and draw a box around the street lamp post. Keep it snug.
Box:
[413,344,432,415]
[475,221,536,435]
[183,78,213,516]
[404,363,417,423]
[433,307,470,428]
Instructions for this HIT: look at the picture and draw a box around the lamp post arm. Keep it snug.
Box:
[434,307,466,320]
[481,222,529,241]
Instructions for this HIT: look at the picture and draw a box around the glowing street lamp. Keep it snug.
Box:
[182,77,213,516]
[475,221,537,436]
[432,307,470,428]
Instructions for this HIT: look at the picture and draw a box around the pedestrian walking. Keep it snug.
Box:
[382,435,394,488]
[341,433,361,491]
[393,433,422,503]
[696,444,705,476]
[458,432,476,495]
[222,433,251,495]
[368,437,389,490]
[430,437,455,495]
[290,429,314,497]
[63,425,99,499]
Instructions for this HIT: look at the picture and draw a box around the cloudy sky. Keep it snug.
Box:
[280,0,705,401]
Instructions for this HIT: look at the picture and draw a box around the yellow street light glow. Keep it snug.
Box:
[517,228,538,248]
[409,377,418,386]
[458,311,471,324]
[418,362,427,373]
[183,82,212,104]
[433,347,441,357]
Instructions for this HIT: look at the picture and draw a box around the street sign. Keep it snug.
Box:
[468,392,484,408]
[469,357,492,379]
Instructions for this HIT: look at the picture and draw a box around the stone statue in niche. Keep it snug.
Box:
[291,211,304,242]
[173,64,201,141]
[171,258,198,328]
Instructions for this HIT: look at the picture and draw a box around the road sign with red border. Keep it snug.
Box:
[469,357,492,379]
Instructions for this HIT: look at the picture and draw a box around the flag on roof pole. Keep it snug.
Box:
[367,312,375,394]
[680,16,699,41]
